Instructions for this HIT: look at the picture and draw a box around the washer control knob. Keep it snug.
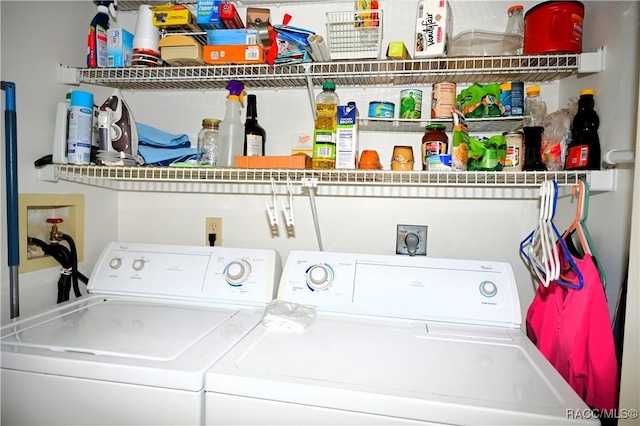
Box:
[132,259,146,271]
[306,264,333,291]
[479,281,497,297]
[109,258,122,269]
[225,259,251,286]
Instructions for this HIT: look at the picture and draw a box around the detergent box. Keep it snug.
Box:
[107,28,134,67]
[196,0,225,30]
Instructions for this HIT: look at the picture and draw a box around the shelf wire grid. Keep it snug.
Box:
[72,53,580,90]
[53,165,586,187]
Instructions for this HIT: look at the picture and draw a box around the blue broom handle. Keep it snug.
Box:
[3,81,19,267]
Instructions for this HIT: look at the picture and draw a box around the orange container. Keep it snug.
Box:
[203,44,265,64]
[358,150,382,169]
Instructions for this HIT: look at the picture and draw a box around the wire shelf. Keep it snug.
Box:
[69,53,580,90]
[52,164,586,187]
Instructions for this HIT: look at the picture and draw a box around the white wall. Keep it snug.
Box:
[0,0,637,341]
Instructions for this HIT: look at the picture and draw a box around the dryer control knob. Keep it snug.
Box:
[306,264,333,291]
[109,258,122,269]
[225,259,251,286]
[132,259,146,271]
[480,281,497,297]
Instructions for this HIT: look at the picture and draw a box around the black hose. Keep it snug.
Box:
[28,237,86,303]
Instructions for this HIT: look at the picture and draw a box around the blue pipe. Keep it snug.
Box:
[2,81,20,318]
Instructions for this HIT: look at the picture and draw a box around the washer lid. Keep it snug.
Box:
[4,297,235,360]
[205,314,596,425]
[2,295,263,390]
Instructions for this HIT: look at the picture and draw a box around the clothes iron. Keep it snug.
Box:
[97,89,143,165]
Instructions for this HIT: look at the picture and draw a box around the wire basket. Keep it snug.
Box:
[326,10,383,60]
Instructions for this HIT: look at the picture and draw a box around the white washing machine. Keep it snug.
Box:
[1,242,281,425]
[204,250,598,425]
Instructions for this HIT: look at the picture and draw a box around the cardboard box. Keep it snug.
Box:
[158,35,203,66]
[203,44,265,64]
[235,154,312,169]
[207,29,259,46]
[335,104,359,170]
[152,4,201,32]
[386,41,412,60]
[291,133,313,156]
[414,0,452,58]
[246,8,270,27]
[220,2,244,29]
[196,0,225,30]
[107,28,133,67]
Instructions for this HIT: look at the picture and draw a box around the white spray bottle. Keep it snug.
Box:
[218,80,245,167]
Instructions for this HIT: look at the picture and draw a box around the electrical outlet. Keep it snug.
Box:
[396,225,427,256]
[205,217,223,246]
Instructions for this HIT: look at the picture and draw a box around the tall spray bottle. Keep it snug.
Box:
[87,0,117,68]
[218,80,246,167]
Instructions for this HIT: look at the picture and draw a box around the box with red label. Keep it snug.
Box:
[220,2,244,29]
[203,44,265,64]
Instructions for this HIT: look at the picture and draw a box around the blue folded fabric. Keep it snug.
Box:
[138,146,198,166]
[137,122,191,149]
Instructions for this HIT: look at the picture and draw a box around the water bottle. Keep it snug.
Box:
[524,85,548,127]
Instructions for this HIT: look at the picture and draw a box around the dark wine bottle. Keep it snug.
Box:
[244,94,266,156]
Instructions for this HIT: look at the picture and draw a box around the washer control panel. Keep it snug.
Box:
[89,242,281,303]
[278,250,521,328]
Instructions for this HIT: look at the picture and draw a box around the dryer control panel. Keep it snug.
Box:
[278,250,521,328]
[88,242,281,304]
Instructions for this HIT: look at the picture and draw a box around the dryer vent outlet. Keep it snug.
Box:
[396,225,427,256]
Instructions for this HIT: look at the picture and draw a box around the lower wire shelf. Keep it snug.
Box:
[46,164,588,187]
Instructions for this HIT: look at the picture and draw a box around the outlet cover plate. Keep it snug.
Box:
[396,224,427,256]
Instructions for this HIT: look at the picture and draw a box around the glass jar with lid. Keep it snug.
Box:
[198,118,221,166]
[421,123,449,170]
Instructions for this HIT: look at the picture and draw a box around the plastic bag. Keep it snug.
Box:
[542,109,572,171]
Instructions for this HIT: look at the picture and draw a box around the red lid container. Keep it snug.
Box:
[523,1,584,54]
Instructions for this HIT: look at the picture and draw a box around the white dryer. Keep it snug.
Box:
[204,250,598,425]
[1,242,281,425]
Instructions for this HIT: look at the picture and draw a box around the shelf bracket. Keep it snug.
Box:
[586,169,617,192]
[36,164,60,182]
[301,177,323,251]
[604,149,636,166]
[578,46,605,74]
[58,64,80,86]
[303,64,317,120]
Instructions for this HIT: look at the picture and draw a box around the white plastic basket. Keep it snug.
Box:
[326,10,383,60]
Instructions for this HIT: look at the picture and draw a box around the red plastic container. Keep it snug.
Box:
[523,1,584,54]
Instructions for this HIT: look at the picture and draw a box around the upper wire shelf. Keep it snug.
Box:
[115,0,349,12]
[66,54,581,90]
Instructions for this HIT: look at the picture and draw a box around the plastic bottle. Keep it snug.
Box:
[312,81,340,170]
[565,88,601,170]
[87,1,115,68]
[198,118,221,166]
[244,94,266,156]
[522,126,546,171]
[67,90,95,165]
[218,80,245,167]
[524,85,548,127]
[505,5,524,55]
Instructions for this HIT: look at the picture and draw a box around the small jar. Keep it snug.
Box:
[503,131,524,171]
[198,118,220,166]
[421,124,448,170]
